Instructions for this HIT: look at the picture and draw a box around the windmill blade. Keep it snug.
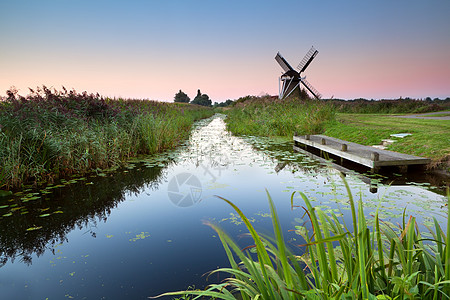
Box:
[297,46,318,73]
[300,78,322,99]
[275,52,294,73]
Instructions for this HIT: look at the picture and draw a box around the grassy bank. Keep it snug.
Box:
[223,96,448,168]
[156,178,450,299]
[324,114,450,168]
[224,96,335,137]
[0,86,213,189]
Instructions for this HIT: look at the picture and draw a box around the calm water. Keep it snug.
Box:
[0,114,447,299]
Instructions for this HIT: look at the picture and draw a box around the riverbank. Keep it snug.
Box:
[324,114,450,171]
[0,87,214,190]
[222,96,449,171]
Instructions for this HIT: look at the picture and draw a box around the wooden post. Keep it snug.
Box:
[321,138,326,145]
[399,165,408,173]
[371,152,379,161]
[305,135,310,140]
[341,144,348,152]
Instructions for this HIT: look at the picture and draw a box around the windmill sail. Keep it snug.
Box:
[300,78,322,99]
[297,46,318,73]
[275,52,294,72]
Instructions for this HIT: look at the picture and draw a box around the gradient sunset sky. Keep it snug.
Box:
[1,0,449,102]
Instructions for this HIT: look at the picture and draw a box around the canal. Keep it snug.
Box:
[0,114,447,299]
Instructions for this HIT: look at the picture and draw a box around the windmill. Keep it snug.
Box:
[275,46,322,99]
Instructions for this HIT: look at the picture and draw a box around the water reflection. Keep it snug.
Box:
[0,165,166,266]
[0,114,446,299]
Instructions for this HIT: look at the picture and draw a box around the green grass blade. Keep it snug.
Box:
[215,196,277,299]
[266,190,295,292]
[375,210,387,287]
[300,192,331,290]
[317,209,338,281]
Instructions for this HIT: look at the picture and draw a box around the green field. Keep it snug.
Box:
[324,114,450,167]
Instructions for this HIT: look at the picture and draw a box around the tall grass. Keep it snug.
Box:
[224,96,335,137]
[155,177,450,299]
[0,86,213,189]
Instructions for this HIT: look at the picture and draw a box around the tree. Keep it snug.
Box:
[190,89,212,107]
[174,90,190,103]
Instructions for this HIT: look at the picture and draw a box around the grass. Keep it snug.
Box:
[154,176,450,299]
[0,86,213,189]
[324,114,450,167]
[223,96,448,168]
[224,96,336,137]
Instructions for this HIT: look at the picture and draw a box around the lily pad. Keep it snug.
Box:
[26,226,43,231]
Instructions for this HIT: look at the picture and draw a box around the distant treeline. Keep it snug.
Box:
[214,92,450,114]
[327,97,450,114]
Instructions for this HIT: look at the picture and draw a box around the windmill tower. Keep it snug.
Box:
[275,46,322,99]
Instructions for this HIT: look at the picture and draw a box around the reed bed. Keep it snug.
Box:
[224,96,335,137]
[155,176,450,300]
[0,86,213,189]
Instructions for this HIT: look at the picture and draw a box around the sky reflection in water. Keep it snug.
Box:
[0,115,446,299]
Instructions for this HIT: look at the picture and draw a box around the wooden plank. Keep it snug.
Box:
[293,134,430,169]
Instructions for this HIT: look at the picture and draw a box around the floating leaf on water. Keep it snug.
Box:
[0,205,9,209]
[86,182,94,185]
[105,234,114,238]
[129,232,151,242]
[97,173,106,177]
[3,212,12,217]
[39,214,51,217]
[53,211,64,214]
[21,196,40,202]
[26,226,42,231]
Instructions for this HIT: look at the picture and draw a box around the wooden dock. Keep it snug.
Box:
[293,134,430,171]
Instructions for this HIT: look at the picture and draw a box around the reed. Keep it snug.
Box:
[0,86,213,189]
[154,177,450,299]
[224,96,335,137]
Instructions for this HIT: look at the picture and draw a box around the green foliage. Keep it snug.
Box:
[225,96,335,137]
[174,90,190,103]
[328,98,450,114]
[0,86,213,189]
[214,99,234,108]
[190,89,212,107]
[155,177,450,299]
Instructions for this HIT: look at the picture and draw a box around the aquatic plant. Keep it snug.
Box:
[154,177,450,299]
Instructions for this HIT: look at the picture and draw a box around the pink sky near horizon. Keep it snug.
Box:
[1,0,449,102]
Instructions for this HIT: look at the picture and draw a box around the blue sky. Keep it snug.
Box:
[1,0,449,101]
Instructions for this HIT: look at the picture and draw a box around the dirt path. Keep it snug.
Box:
[396,111,450,120]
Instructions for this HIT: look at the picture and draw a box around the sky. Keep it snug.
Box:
[1,0,449,102]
